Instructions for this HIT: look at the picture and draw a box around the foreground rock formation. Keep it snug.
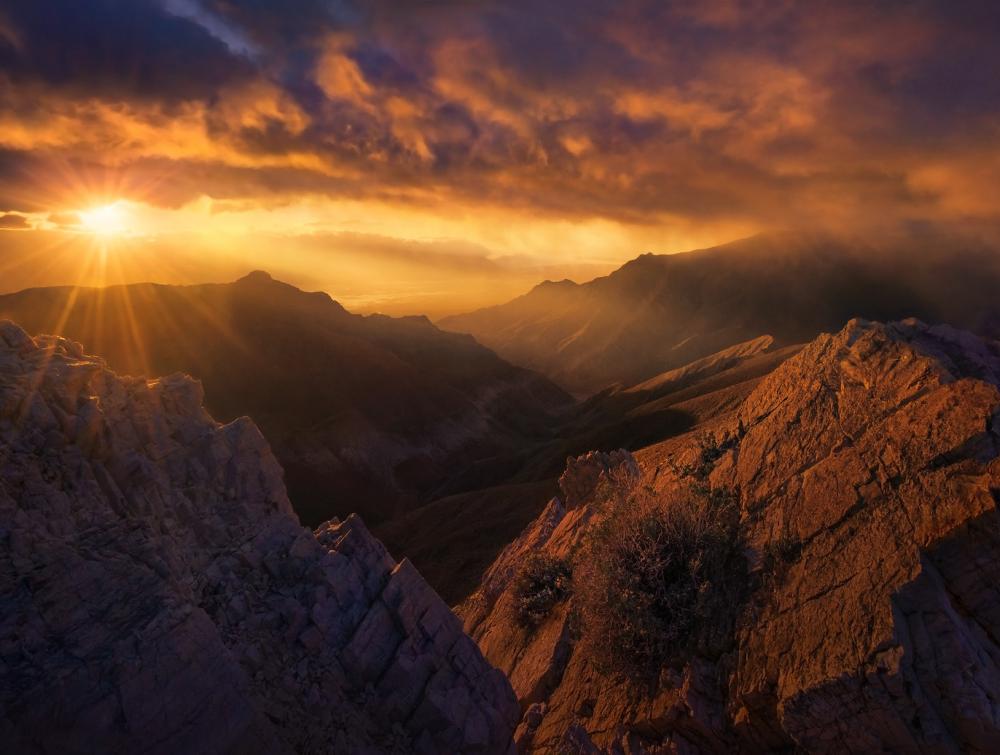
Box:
[460,318,1000,753]
[0,321,517,754]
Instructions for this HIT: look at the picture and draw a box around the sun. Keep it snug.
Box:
[80,201,130,236]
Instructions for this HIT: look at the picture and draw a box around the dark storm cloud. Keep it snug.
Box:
[0,0,999,230]
[0,0,255,102]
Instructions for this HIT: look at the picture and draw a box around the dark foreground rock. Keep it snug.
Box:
[0,321,517,754]
[460,319,1000,753]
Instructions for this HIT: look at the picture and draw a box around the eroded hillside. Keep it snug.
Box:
[0,273,572,527]
[460,319,1000,753]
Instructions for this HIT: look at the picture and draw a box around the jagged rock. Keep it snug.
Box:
[0,321,518,754]
[558,450,639,510]
[459,318,1000,753]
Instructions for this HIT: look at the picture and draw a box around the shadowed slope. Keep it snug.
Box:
[0,272,572,526]
[378,337,801,604]
[0,321,518,753]
[442,232,1000,394]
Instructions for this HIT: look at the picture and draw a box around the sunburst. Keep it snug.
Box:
[80,201,130,236]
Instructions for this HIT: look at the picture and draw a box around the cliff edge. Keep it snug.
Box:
[0,321,518,754]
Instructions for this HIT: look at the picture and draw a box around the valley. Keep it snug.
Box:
[5,2,999,751]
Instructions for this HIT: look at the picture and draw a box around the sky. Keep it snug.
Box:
[0,0,998,316]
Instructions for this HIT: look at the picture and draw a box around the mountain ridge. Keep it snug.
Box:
[441,232,1000,395]
[0,273,572,527]
[0,320,518,753]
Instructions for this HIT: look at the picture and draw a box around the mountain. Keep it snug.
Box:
[0,321,517,753]
[376,334,802,605]
[440,232,1000,395]
[459,318,1000,752]
[0,271,571,526]
[8,298,1000,752]
[0,271,807,607]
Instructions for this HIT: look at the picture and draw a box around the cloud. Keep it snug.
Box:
[0,0,256,103]
[203,0,362,48]
[0,0,998,242]
[47,211,81,228]
[0,213,30,230]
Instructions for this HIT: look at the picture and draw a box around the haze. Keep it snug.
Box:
[1,1,999,316]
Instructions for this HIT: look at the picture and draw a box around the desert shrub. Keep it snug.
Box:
[679,432,736,480]
[579,482,747,681]
[512,553,573,627]
[761,533,802,584]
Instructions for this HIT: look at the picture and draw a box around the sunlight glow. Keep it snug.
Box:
[80,202,129,236]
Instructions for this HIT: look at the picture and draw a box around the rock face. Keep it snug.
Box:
[0,321,518,754]
[459,318,1000,753]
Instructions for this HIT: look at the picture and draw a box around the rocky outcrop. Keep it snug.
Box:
[0,321,518,754]
[459,318,1000,753]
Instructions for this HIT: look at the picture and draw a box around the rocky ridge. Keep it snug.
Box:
[624,335,775,394]
[0,321,517,754]
[459,318,1000,753]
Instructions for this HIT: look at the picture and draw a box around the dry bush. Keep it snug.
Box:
[679,431,736,480]
[761,533,802,584]
[512,552,573,627]
[578,481,747,681]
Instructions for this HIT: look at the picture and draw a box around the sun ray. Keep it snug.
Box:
[11,238,95,437]
[106,251,152,378]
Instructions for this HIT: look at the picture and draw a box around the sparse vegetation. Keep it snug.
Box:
[512,553,573,627]
[579,480,747,681]
[761,533,802,584]
[679,431,737,480]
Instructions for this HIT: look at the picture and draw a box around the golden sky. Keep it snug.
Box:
[1,1,999,316]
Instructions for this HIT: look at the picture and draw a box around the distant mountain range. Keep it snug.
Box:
[441,232,1000,395]
[9,231,1000,604]
[0,271,571,526]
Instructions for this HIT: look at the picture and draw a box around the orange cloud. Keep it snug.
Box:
[315,40,373,106]
[0,0,997,313]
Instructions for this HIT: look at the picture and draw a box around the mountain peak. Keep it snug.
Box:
[442,233,1000,395]
[237,270,275,284]
[530,278,579,294]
